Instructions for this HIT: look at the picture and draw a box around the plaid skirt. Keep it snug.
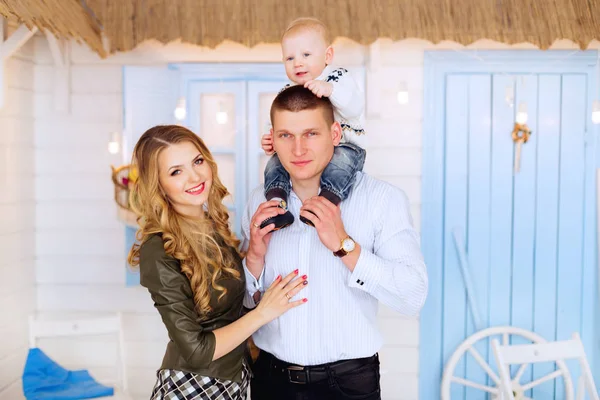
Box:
[150,362,250,400]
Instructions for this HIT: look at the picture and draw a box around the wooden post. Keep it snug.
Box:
[45,31,70,113]
[0,24,38,109]
[366,40,381,118]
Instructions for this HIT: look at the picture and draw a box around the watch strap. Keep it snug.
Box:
[333,247,348,258]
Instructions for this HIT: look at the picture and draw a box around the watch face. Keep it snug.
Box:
[342,237,355,252]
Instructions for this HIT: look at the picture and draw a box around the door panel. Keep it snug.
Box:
[435,72,596,399]
[532,74,562,398]
[199,93,237,148]
[442,75,469,400]
[465,74,492,399]
[555,74,587,397]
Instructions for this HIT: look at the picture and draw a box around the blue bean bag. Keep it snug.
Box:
[22,348,114,399]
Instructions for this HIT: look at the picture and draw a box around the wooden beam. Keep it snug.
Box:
[45,31,70,112]
[45,31,64,68]
[0,24,38,61]
[0,24,37,109]
[366,40,382,118]
[55,44,71,113]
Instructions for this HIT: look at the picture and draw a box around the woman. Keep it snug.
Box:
[127,125,308,399]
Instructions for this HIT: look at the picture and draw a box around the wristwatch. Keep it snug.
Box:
[334,236,356,258]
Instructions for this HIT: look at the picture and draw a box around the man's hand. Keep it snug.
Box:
[261,133,275,156]
[304,80,333,98]
[299,196,346,252]
[248,200,285,260]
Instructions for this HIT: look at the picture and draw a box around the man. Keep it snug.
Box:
[242,85,428,400]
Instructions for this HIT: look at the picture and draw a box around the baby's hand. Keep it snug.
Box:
[261,133,275,155]
[304,80,333,98]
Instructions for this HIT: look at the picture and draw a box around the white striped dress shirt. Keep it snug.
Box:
[241,172,428,366]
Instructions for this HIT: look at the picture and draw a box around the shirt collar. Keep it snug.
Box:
[288,179,323,203]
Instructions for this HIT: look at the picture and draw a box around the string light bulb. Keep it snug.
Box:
[108,131,121,154]
[592,100,600,124]
[397,81,409,105]
[174,97,186,121]
[516,102,528,124]
[216,102,228,124]
[505,85,514,108]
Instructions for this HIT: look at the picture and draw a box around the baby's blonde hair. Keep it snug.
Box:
[282,17,331,46]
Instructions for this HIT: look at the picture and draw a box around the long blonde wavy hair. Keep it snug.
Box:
[127,125,241,316]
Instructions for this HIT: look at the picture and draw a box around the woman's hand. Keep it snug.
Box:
[255,270,308,324]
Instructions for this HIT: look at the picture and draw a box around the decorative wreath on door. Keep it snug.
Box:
[511,123,532,143]
[111,164,139,227]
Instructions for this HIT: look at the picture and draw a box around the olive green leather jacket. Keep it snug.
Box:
[139,234,247,382]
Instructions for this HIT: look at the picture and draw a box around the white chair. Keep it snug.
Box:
[29,313,131,399]
[492,332,599,400]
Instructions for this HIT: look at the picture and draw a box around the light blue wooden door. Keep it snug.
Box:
[420,51,598,400]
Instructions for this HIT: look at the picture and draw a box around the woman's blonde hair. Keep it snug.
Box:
[127,125,241,316]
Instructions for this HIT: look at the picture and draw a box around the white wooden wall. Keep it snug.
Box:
[0,39,36,399]
[32,36,158,399]
[0,29,596,399]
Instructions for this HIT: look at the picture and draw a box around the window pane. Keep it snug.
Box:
[213,154,235,207]
[259,93,277,134]
[200,93,236,148]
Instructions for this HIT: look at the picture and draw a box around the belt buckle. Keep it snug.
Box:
[287,365,307,384]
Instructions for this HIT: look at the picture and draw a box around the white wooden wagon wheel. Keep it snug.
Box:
[441,326,574,400]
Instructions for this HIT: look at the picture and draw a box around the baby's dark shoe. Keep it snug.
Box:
[260,199,294,232]
[300,189,341,227]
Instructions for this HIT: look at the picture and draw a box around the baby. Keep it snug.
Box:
[260,17,366,231]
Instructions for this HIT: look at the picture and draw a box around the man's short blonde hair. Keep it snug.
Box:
[282,17,331,46]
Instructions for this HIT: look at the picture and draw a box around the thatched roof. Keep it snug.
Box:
[2,0,600,58]
[0,0,106,57]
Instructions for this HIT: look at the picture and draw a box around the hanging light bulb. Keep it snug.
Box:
[592,100,600,124]
[108,131,121,154]
[516,102,528,124]
[505,85,514,108]
[174,97,186,121]
[397,81,409,105]
[216,102,228,124]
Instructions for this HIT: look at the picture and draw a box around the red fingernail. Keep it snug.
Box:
[303,298,308,302]
[301,275,307,280]
[294,269,299,275]
[276,275,281,280]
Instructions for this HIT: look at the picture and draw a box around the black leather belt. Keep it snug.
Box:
[262,351,378,385]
